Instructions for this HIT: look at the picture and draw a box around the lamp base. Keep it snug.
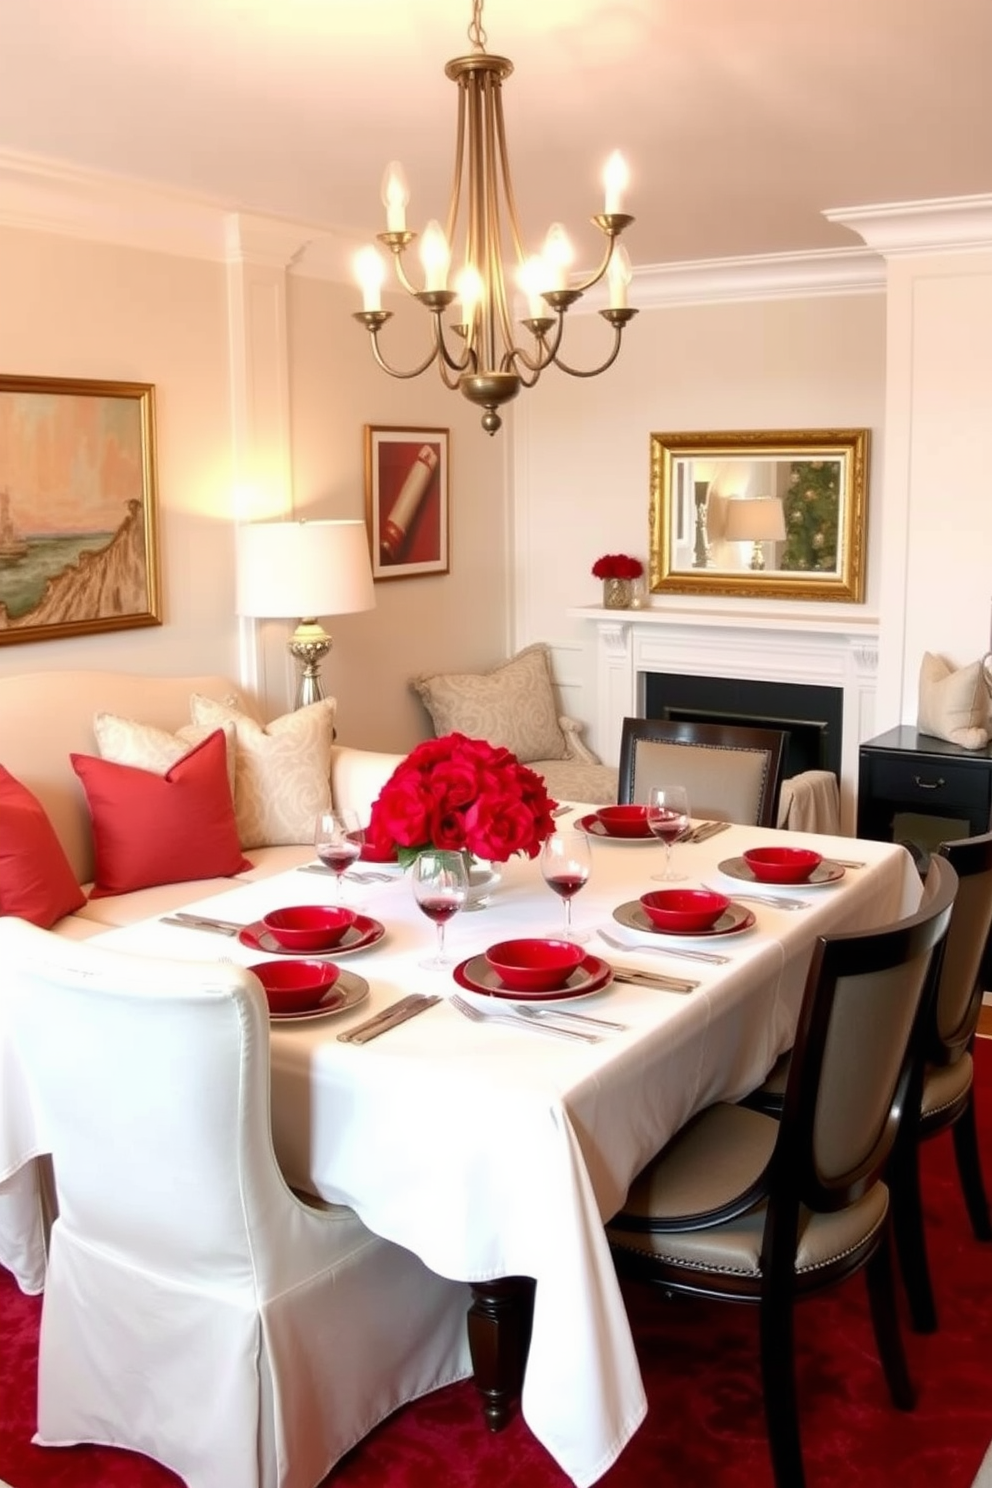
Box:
[288,621,332,709]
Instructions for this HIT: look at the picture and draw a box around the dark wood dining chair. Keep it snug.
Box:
[616,717,786,827]
[888,831,992,1332]
[606,855,957,1488]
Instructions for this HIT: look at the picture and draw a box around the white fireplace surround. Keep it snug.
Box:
[567,606,881,836]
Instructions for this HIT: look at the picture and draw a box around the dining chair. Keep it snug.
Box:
[616,716,787,827]
[606,854,957,1488]
[0,916,472,1488]
[887,831,992,1333]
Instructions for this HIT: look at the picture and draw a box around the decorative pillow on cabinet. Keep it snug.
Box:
[917,652,990,750]
[189,694,337,847]
[411,644,569,763]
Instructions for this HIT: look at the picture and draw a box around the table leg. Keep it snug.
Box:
[467,1276,536,1431]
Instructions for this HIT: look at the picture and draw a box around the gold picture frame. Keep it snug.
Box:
[364,425,450,581]
[649,428,870,602]
[0,374,160,645]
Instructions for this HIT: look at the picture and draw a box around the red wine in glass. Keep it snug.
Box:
[646,786,691,881]
[314,810,363,902]
[541,832,592,942]
[411,851,469,968]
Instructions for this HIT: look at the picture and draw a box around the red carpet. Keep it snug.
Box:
[3,1042,992,1488]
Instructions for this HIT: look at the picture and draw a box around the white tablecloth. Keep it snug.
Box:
[0,817,919,1486]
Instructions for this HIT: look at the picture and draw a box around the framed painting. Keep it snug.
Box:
[0,374,160,645]
[364,425,449,580]
[649,428,870,602]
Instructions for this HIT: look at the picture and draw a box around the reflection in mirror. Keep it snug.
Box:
[650,429,869,602]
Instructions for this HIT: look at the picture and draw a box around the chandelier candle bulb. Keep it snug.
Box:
[603,150,629,215]
[420,220,451,292]
[355,246,386,313]
[607,245,632,309]
[382,161,409,233]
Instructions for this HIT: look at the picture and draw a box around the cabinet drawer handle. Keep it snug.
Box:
[913,775,945,791]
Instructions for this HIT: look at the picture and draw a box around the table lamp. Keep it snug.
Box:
[236,518,375,707]
[723,497,786,571]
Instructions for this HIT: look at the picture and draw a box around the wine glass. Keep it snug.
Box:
[314,809,364,903]
[540,831,592,943]
[411,850,469,969]
[645,785,691,881]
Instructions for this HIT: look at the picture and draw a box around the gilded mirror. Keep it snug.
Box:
[649,428,869,602]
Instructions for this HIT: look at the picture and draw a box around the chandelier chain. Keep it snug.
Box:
[468,0,487,53]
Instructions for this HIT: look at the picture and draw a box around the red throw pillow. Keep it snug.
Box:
[71,730,252,898]
[0,766,86,927]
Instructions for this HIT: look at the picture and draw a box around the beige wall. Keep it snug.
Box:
[0,225,512,753]
[285,273,511,752]
[0,224,237,680]
[512,292,888,741]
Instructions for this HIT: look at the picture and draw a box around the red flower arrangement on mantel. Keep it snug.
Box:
[591,553,644,579]
[366,733,557,868]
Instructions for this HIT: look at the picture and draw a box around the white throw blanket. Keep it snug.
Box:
[777,770,841,835]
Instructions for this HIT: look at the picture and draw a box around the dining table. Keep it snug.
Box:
[0,810,922,1488]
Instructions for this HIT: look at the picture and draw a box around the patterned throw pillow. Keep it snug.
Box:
[411,645,568,763]
[71,731,252,897]
[917,653,990,750]
[92,713,238,799]
[190,694,337,847]
[0,765,86,926]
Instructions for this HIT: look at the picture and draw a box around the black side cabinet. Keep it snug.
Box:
[857,727,992,853]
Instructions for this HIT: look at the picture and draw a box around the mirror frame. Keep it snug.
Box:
[649,427,870,602]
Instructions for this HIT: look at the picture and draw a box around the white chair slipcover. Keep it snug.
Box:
[0,917,472,1488]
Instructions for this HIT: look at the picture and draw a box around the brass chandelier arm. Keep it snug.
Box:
[568,216,636,296]
[550,310,638,379]
[358,319,443,381]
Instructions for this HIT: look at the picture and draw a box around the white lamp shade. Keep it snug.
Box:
[723,497,786,544]
[236,519,375,620]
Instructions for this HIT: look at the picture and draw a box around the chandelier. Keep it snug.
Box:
[353,0,637,435]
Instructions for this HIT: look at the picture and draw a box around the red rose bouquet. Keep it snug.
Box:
[591,553,643,579]
[366,733,557,868]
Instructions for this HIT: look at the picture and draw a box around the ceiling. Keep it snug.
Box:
[0,0,990,271]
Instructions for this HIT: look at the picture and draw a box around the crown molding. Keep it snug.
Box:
[824,195,992,256]
[2,149,986,307]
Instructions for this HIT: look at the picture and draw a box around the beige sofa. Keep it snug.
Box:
[0,670,404,938]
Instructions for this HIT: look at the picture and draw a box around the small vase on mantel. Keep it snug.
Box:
[603,576,634,610]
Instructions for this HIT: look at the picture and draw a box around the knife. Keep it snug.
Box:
[689,820,731,844]
[338,994,439,1044]
[162,914,241,936]
[610,970,699,994]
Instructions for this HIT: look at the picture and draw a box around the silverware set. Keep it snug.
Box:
[683,820,731,845]
[297,864,395,883]
[338,994,440,1044]
[700,882,813,912]
[449,993,602,1042]
[597,927,730,966]
[161,912,244,935]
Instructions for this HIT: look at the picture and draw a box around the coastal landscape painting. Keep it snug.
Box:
[0,375,160,645]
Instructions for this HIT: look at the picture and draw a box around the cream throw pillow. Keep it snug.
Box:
[189,694,337,847]
[917,652,990,750]
[412,644,568,763]
[93,714,238,799]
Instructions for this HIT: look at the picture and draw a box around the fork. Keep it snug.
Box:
[449,994,601,1042]
[700,882,812,912]
[597,928,730,966]
[512,1004,628,1032]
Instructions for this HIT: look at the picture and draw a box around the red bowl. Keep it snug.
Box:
[485,938,585,993]
[743,847,822,884]
[594,805,653,839]
[261,904,356,951]
[249,958,341,1015]
[640,888,730,933]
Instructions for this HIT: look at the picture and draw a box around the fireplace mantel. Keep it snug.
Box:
[567,605,881,834]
